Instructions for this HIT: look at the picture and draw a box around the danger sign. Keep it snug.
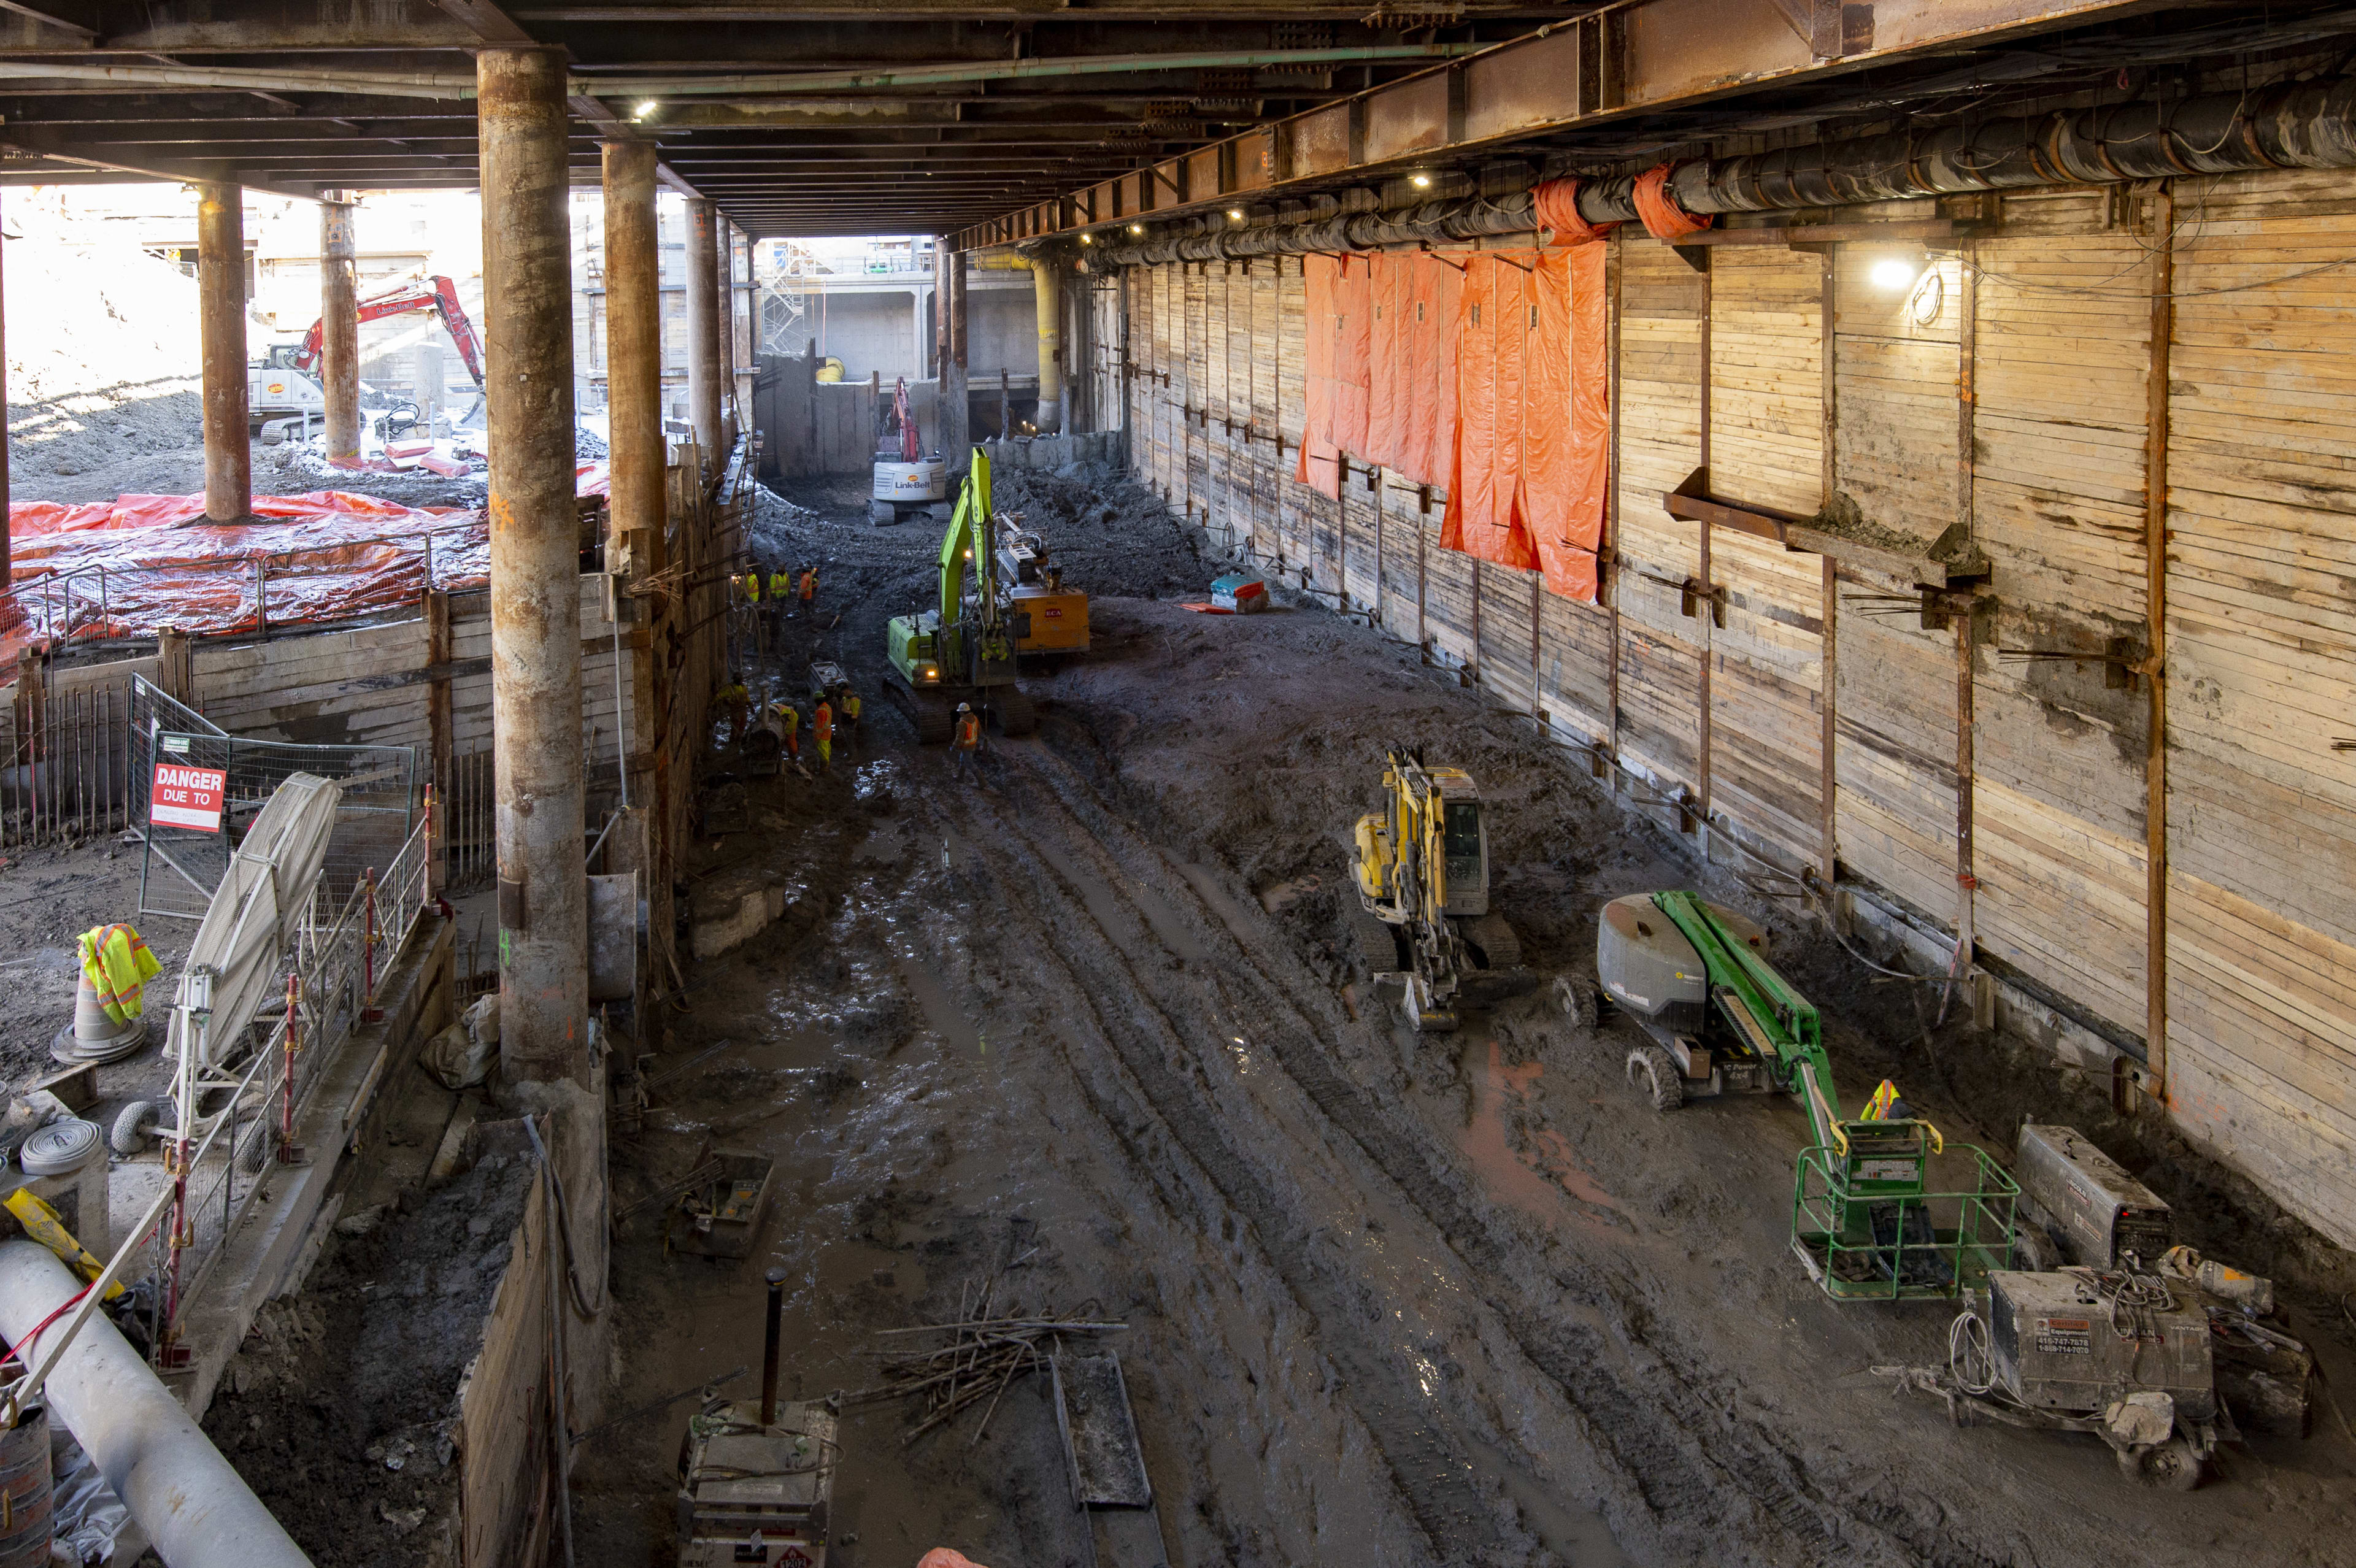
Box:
[152,763,228,832]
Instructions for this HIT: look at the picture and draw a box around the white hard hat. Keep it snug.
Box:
[957,702,971,712]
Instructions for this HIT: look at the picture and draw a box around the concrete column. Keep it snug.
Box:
[319,196,361,464]
[603,140,663,571]
[942,245,970,467]
[685,197,722,473]
[1032,256,1064,435]
[479,46,587,1086]
[912,287,928,381]
[197,182,249,523]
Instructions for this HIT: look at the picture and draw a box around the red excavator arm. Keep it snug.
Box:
[296,274,486,388]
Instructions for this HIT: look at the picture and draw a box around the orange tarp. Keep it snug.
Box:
[1403,254,1460,489]
[1441,253,1541,574]
[1296,255,1344,499]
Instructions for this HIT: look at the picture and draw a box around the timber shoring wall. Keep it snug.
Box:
[1114,173,2356,1250]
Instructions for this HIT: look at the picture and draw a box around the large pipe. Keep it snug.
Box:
[0,1242,314,1567]
[197,181,249,524]
[319,196,361,465]
[685,197,723,477]
[480,46,588,1087]
[593,45,1474,100]
[1096,77,2356,266]
[1031,257,1063,436]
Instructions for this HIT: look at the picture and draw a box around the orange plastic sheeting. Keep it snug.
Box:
[1559,240,1610,601]
[1531,177,1619,246]
[1633,164,1713,241]
[1441,253,1540,574]
[1331,254,1372,458]
[1362,252,1409,471]
[1295,254,1344,499]
[1439,248,1606,601]
[0,488,516,657]
[1402,254,1460,490]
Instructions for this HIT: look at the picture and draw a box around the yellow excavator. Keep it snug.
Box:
[1350,747,1534,1030]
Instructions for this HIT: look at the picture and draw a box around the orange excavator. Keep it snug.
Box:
[295,273,485,390]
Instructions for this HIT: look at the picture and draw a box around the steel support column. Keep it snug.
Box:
[320,195,361,464]
[604,140,663,568]
[942,244,969,466]
[686,196,722,474]
[198,181,249,523]
[480,45,587,1086]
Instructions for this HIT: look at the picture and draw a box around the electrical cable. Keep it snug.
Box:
[523,1113,610,1320]
[1949,1307,1997,1396]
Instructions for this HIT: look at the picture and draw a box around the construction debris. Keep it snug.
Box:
[845,1272,1126,1447]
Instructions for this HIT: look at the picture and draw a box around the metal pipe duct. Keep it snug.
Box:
[0,1243,314,1568]
[1094,76,2356,265]
[1571,76,2356,226]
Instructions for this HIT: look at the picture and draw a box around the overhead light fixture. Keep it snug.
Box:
[1079,233,1093,244]
[1869,256,1918,291]
[1410,172,1433,189]
[1228,209,1245,222]
[1129,223,1144,234]
[633,100,658,120]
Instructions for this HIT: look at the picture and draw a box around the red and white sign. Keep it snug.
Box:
[152,763,228,832]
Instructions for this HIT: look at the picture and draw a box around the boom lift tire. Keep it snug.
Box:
[1627,1045,1685,1111]
[2119,1437,2203,1492]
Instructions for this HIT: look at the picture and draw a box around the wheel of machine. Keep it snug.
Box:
[1626,1045,1684,1110]
[2119,1438,2204,1492]
[1349,907,1401,982]
[1463,912,1522,970]
[109,1098,166,1156]
[990,687,1037,737]
[1553,974,1599,1029]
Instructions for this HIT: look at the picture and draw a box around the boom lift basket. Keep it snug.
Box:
[1792,1143,2019,1302]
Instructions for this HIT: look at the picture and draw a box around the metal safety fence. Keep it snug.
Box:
[131,674,421,921]
[439,747,495,894]
[156,806,434,1353]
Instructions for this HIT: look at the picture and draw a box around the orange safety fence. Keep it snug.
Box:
[0,463,610,661]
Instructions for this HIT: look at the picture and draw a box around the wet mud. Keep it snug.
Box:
[574,467,2356,1568]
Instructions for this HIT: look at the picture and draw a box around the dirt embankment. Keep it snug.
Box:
[203,1148,532,1566]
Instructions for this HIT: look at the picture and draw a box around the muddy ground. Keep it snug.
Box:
[571,464,2356,1568]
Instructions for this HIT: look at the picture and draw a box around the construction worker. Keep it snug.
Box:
[717,671,750,745]
[737,570,765,661]
[813,693,834,770]
[771,697,801,760]
[796,564,819,619]
[952,701,982,776]
[840,684,863,744]
[766,563,793,637]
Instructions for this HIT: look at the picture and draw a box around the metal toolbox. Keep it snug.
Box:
[2015,1124,2173,1269]
[1985,1269,2214,1421]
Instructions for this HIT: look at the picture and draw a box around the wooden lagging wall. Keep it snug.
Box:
[1115,166,2356,1249]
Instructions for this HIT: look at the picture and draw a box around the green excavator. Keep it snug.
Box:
[1595,890,2017,1301]
[884,447,1037,744]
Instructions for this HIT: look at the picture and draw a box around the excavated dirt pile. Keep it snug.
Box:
[571,464,2352,1568]
[204,1146,533,1567]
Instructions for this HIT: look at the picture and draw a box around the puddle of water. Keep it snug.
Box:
[1179,862,1263,943]
[1454,1426,1636,1568]
[892,951,982,1056]
[1458,1040,1633,1226]
[1256,872,1323,912]
[1127,877,1207,963]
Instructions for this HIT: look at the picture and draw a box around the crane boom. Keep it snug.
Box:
[296,274,485,388]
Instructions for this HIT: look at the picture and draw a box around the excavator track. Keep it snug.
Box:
[989,686,1037,737]
[885,671,957,745]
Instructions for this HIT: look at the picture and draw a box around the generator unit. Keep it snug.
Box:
[1983,1269,2215,1422]
[676,1397,836,1567]
[2015,1124,2173,1269]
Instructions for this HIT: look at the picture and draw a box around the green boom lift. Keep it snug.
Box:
[884,447,1037,744]
[1595,890,2017,1301]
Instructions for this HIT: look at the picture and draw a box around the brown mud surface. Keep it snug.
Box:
[472,466,2356,1565]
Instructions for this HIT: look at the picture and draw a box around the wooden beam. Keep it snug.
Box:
[2143,186,2174,1097]
[1668,218,1974,248]
[1954,237,1979,968]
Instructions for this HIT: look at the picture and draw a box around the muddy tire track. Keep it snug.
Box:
[923,771,1522,1564]
[981,733,1890,1566]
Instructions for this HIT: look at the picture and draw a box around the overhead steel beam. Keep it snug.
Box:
[950,0,2205,247]
[516,1,1557,16]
